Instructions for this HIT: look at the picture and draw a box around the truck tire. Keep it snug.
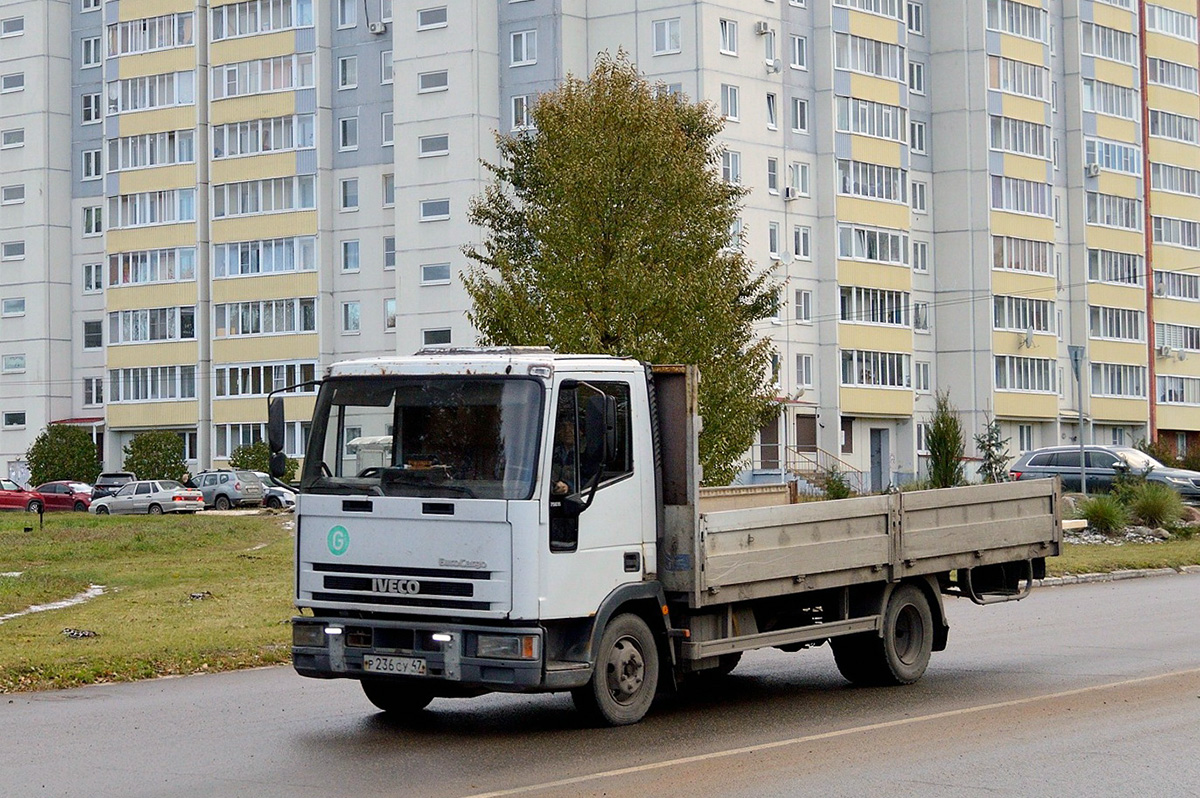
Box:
[572,613,659,726]
[360,679,435,714]
[832,584,933,686]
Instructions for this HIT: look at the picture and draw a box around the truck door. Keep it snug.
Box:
[543,378,649,619]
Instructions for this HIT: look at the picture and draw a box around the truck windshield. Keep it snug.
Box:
[301,376,544,500]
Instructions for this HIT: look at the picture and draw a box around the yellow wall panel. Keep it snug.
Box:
[1091,59,1135,88]
[837,259,913,291]
[1157,406,1200,432]
[210,153,298,185]
[1150,191,1200,223]
[118,48,196,80]
[107,401,199,429]
[1152,297,1200,326]
[999,36,1045,67]
[118,164,198,195]
[838,323,912,353]
[1003,152,1050,182]
[211,211,317,242]
[107,223,197,253]
[839,386,914,418]
[211,31,299,66]
[118,107,198,138]
[848,73,902,107]
[848,10,901,44]
[850,134,903,167]
[210,92,298,126]
[994,391,1058,420]
[1144,32,1200,66]
[989,212,1055,240]
[991,269,1057,298]
[212,398,268,424]
[991,330,1057,357]
[836,196,910,229]
[119,1,195,23]
[1090,397,1148,423]
[1085,225,1144,254]
[1087,281,1146,309]
[1088,339,1148,364]
[106,342,198,370]
[1090,4,1136,32]
[212,273,319,303]
[1000,94,1048,124]
[1152,243,1200,273]
[1095,114,1137,144]
[212,334,320,365]
[106,282,198,312]
[1146,84,1200,115]
[1095,171,1139,199]
[1147,139,1200,170]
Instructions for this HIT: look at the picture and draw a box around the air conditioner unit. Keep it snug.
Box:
[367,21,387,34]
[1158,345,1174,358]
[1085,163,1101,178]
[755,21,771,35]
[784,186,799,201]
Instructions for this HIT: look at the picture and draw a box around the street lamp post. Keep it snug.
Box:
[1069,346,1087,497]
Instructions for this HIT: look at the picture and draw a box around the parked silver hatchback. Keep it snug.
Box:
[190,469,265,510]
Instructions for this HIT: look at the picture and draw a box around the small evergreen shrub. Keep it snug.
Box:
[823,466,854,500]
[1076,494,1130,535]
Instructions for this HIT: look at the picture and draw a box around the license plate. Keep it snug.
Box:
[362,655,427,675]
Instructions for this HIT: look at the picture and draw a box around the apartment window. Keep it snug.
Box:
[838,224,910,266]
[108,307,196,344]
[82,150,102,180]
[1,185,24,204]
[1149,109,1200,145]
[83,206,103,236]
[384,237,396,270]
[2,241,26,260]
[418,70,449,93]
[339,117,358,150]
[110,247,200,285]
[1086,191,1142,231]
[766,93,778,129]
[421,263,452,285]
[994,355,1056,393]
[834,33,906,81]
[1017,424,1034,453]
[986,0,1046,42]
[1146,57,1199,93]
[382,174,395,207]
[767,158,779,193]
[841,286,911,326]
[1,73,24,93]
[912,241,929,273]
[789,162,810,196]
[512,95,533,129]
[385,298,397,331]
[833,0,904,18]
[1089,305,1144,341]
[342,302,361,333]
[722,151,742,183]
[1,129,24,148]
[420,198,451,221]
[0,17,24,37]
[338,57,357,89]
[795,290,812,323]
[338,0,357,27]
[764,30,776,63]
[83,320,103,349]
[210,2,312,40]
[382,112,394,146]
[911,182,927,212]
[990,116,1050,159]
[1091,363,1147,399]
[82,0,100,9]
[417,7,447,29]
[1145,4,1198,41]
[341,240,360,272]
[82,36,102,67]
[381,51,393,84]
[84,263,104,293]
[1082,79,1138,120]
[719,19,737,54]
[797,355,813,388]
[909,121,926,154]
[211,116,310,160]
[987,56,1047,100]
[837,159,908,202]
[419,134,449,157]
[720,84,740,120]
[213,298,316,337]
[841,350,912,388]
[511,30,537,66]
[2,355,26,373]
[793,226,811,259]
[84,378,104,407]
[790,35,807,69]
[768,222,781,258]
[1,298,24,316]
[1080,21,1136,65]
[836,96,907,142]
[423,328,452,346]
[908,62,925,94]
[1152,216,1200,250]
[341,178,359,210]
[907,2,924,34]
[791,98,809,133]
[990,175,1052,217]
[653,18,681,55]
[209,179,309,220]
[994,295,1055,333]
[915,361,931,393]
[82,93,102,124]
[2,412,26,428]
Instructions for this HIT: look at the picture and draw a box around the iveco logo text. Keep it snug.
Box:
[372,578,421,595]
[439,558,487,569]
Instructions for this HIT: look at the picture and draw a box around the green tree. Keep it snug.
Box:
[974,414,1011,484]
[463,52,778,485]
[230,440,297,483]
[25,425,101,486]
[926,391,966,488]
[123,431,187,482]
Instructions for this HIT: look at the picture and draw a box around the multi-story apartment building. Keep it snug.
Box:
[0,0,1196,489]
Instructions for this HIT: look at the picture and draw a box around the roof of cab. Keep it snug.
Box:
[325,348,645,379]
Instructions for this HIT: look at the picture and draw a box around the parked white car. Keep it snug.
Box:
[90,480,205,515]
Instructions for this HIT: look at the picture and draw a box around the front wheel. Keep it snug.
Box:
[266,497,281,509]
[26,500,43,514]
[360,680,435,714]
[96,505,110,515]
[572,613,660,726]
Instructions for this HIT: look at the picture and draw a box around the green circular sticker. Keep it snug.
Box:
[327,525,350,556]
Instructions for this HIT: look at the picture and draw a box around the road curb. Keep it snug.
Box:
[1038,564,1200,587]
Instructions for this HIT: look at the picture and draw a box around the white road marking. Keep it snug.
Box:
[461,667,1200,798]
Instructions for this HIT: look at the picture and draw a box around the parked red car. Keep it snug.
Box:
[33,481,94,512]
[0,479,46,513]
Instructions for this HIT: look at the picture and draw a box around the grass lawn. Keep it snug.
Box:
[2,511,1198,693]
[0,511,294,692]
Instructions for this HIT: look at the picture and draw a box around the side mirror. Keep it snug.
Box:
[267,397,285,455]
[1113,461,1129,473]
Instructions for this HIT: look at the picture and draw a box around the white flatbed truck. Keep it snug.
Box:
[270,349,1062,725]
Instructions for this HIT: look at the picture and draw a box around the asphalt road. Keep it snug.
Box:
[5,574,1200,798]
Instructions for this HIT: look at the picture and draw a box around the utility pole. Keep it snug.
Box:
[1069,346,1086,496]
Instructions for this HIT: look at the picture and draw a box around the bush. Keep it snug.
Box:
[974,414,1011,484]
[123,431,187,482]
[25,425,101,486]
[822,466,854,500]
[926,391,965,488]
[1076,494,1130,535]
[229,441,297,483]
[1137,437,1180,467]
[1128,481,1184,529]
[1109,465,1149,506]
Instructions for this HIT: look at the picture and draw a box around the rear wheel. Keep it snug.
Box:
[572,613,660,726]
[360,680,435,714]
[148,503,163,515]
[73,501,87,512]
[26,500,42,514]
[214,495,231,511]
[832,584,933,686]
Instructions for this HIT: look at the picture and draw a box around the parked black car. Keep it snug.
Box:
[1009,445,1200,503]
[92,472,137,500]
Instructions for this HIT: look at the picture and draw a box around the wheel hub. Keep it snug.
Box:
[606,637,644,703]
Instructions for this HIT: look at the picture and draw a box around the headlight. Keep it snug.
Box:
[1165,476,1189,486]
[292,623,326,647]
[476,634,540,660]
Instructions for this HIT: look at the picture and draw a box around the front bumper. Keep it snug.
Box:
[291,616,546,692]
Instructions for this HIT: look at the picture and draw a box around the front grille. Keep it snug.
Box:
[322,575,474,597]
[311,592,490,611]
[314,562,493,581]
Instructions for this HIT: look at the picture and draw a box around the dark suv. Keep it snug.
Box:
[92,472,137,500]
[1009,445,1200,503]
[190,470,265,510]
